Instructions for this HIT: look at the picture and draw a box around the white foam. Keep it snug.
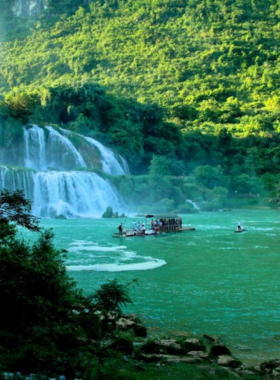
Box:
[66,241,166,272]
[67,259,166,272]
[69,240,98,246]
[68,245,127,252]
[120,251,137,261]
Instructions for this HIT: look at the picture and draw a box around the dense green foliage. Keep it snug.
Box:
[1,0,280,201]
[0,189,136,377]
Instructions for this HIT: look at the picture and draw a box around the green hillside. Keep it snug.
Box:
[1,0,280,206]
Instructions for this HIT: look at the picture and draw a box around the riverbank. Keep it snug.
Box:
[2,313,280,380]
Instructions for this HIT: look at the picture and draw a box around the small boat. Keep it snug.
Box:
[235,228,245,233]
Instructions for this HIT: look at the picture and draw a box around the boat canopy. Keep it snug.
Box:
[145,214,179,219]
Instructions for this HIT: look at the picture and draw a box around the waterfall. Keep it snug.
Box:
[60,127,129,175]
[0,166,34,200]
[186,199,200,210]
[45,126,87,170]
[32,171,125,218]
[12,0,46,17]
[83,136,129,175]
[24,124,47,170]
[0,125,129,218]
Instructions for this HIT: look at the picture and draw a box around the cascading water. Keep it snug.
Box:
[83,136,129,175]
[24,124,47,170]
[33,171,124,218]
[186,199,200,211]
[45,126,87,170]
[0,125,129,218]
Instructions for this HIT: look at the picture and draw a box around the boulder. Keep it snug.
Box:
[116,317,136,330]
[260,359,280,373]
[123,313,138,322]
[217,355,241,368]
[187,351,209,360]
[211,344,232,357]
[140,339,183,355]
[184,338,206,352]
[154,339,183,354]
[55,214,67,219]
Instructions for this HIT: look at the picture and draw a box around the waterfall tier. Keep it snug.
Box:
[23,125,129,175]
[0,125,129,218]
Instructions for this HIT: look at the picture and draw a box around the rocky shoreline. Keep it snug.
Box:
[2,314,280,379]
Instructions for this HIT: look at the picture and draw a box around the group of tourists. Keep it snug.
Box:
[150,217,182,230]
[117,217,183,236]
[132,220,146,235]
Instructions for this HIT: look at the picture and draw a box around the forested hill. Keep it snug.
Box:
[1,0,280,191]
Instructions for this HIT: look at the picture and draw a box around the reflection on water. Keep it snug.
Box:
[22,210,280,365]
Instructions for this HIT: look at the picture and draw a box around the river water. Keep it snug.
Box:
[25,210,280,365]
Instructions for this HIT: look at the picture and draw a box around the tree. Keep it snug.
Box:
[0,189,40,232]
[0,189,137,376]
[93,279,133,317]
[193,165,229,189]
[0,190,98,375]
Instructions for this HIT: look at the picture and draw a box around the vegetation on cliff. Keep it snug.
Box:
[1,0,280,206]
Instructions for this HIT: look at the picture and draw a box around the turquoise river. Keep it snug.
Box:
[22,209,280,365]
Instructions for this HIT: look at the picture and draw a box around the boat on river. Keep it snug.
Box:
[235,228,245,233]
[113,214,195,238]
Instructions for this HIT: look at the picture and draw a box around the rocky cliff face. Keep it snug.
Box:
[12,0,45,18]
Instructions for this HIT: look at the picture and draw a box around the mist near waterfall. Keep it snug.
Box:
[0,125,129,218]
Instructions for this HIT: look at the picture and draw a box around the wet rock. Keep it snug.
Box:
[187,351,209,360]
[184,338,206,352]
[260,359,280,371]
[217,355,241,368]
[55,214,67,219]
[236,367,255,376]
[123,313,138,322]
[154,339,183,354]
[116,317,136,330]
[211,344,232,357]
[140,338,184,355]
